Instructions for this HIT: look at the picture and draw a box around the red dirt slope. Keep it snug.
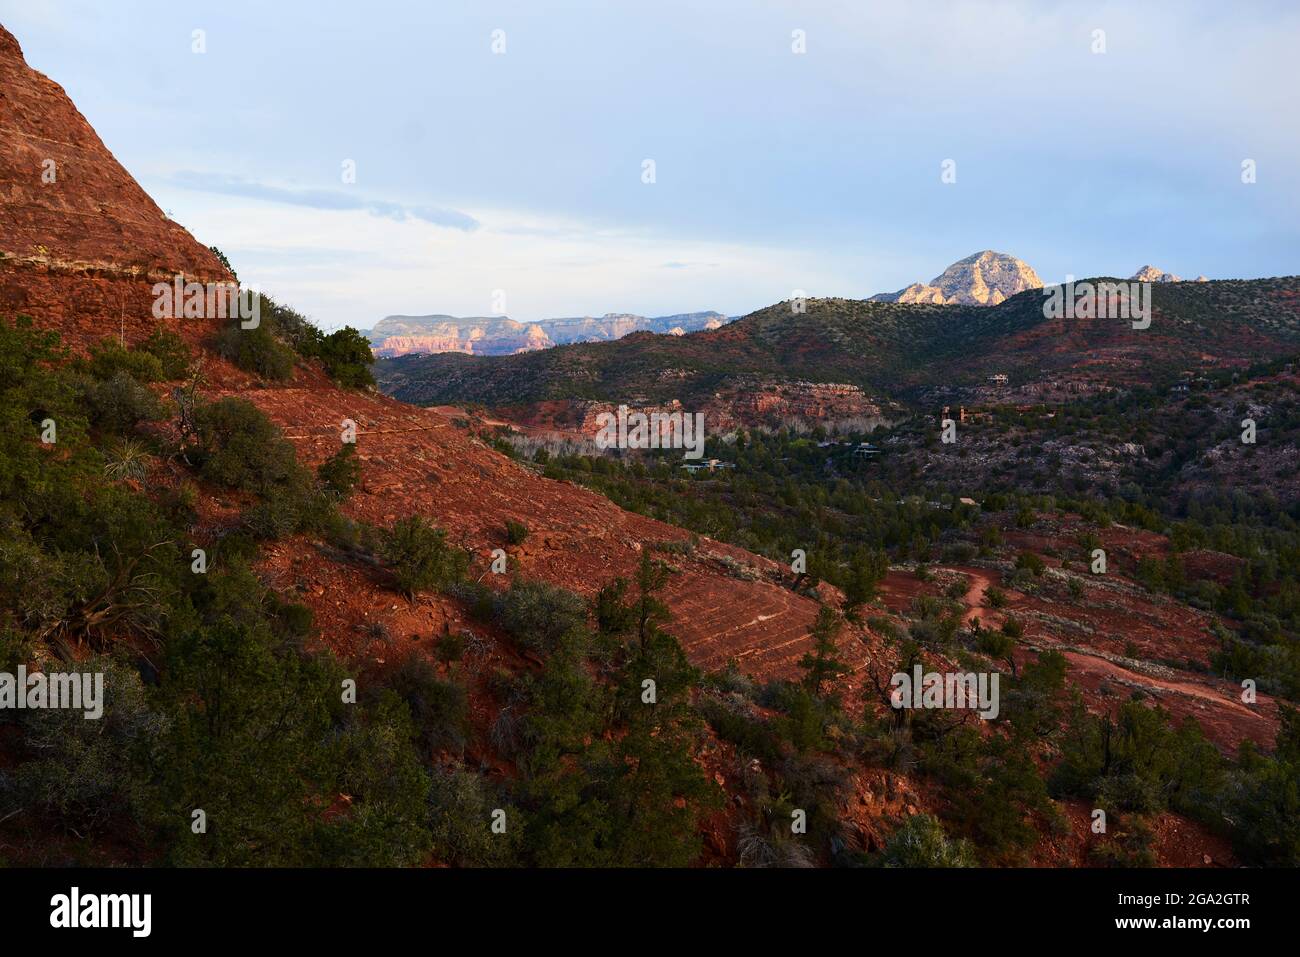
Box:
[216,370,869,680]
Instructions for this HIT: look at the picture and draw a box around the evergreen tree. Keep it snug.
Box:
[798,605,850,697]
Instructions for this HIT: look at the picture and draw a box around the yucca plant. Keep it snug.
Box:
[102,438,152,483]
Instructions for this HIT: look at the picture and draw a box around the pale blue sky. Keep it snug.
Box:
[3,0,1297,328]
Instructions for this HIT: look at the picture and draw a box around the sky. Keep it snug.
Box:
[3,0,1298,330]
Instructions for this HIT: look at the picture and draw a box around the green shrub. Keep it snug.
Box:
[0,628,33,672]
[878,813,976,867]
[376,656,469,753]
[312,327,375,388]
[10,656,162,836]
[447,579,499,622]
[82,372,163,434]
[327,692,433,866]
[79,337,164,383]
[699,695,782,764]
[273,600,314,640]
[944,577,969,600]
[188,397,331,539]
[209,245,237,280]
[866,615,902,641]
[140,566,432,867]
[976,628,1015,661]
[426,768,518,867]
[1015,551,1046,576]
[257,297,317,354]
[214,322,295,381]
[763,681,830,753]
[190,397,301,494]
[497,580,588,654]
[378,517,468,596]
[243,491,312,540]
[231,297,372,388]
[505,519,530,545]
[317,443,362,498]
[1227,745,1300,866]
[1089,818,1159,867]
[436,631,467,663]
[139,326,193,379]
[942,542,978,564]
[1050,699,1226,820]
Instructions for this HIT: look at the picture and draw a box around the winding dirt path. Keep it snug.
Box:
[957,566,1001,628]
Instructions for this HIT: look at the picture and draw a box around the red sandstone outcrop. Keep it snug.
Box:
[0,23,230,348]
[503,380,884,437]
[0,25,226,277]
[369,311,726,357]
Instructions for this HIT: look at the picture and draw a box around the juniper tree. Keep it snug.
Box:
[799,605,850,698]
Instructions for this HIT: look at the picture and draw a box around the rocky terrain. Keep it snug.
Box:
[895,523,1282,754]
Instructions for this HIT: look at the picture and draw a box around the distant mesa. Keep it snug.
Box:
[869,250,1043,306]
[367,310,726,357]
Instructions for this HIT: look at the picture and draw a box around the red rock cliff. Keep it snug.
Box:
[0,21,230,348]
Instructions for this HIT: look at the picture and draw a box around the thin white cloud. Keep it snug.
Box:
[168,170,479,230]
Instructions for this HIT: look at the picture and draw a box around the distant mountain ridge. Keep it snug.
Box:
[367,310,727,357]
[376,275,1300,417]
[868,251,1215,308]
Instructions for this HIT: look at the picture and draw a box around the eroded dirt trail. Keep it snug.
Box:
[1055,649,1278,750]
[957,566,1000,627]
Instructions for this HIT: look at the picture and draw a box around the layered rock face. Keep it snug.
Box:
[542,313,651,344]
[369,310,726,357]
[509,380,884,437]
[542,311,726,344]
[871,250,1043,306]
[719,380,882,429]
[369,316,552,356]
[0,24,230,348]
